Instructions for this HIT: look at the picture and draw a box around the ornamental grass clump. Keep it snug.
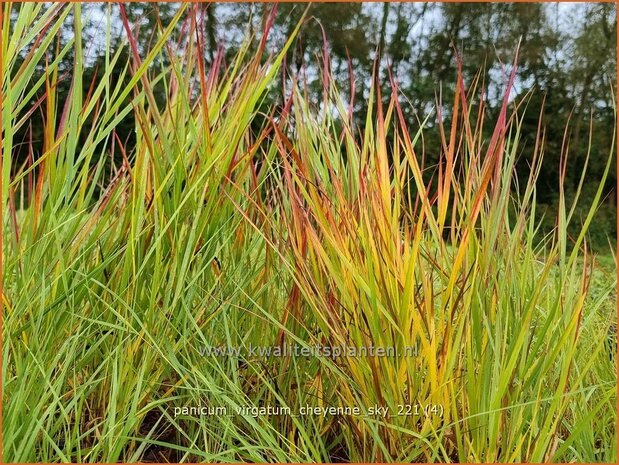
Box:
[256,51,616,462]
[2,3,616,463]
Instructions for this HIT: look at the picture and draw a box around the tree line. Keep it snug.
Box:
[9,2,617,249]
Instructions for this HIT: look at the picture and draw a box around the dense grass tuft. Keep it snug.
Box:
[2,4,616,463]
